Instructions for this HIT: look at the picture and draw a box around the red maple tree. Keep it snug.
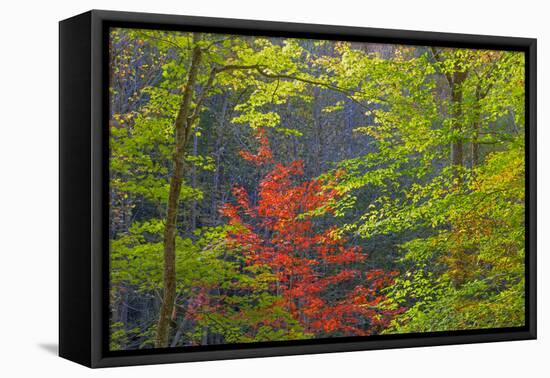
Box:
[221,129,401,337]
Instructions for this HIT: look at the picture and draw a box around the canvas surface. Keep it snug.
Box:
[108,27,526,351]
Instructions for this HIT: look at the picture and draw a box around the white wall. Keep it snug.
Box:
[0,0,546,376]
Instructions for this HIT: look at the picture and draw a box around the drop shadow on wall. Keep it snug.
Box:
[38,343,58,355]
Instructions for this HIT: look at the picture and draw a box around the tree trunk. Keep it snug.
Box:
[211,95,228,224]
[344,98,354,158]
[472,121,480,167]
[190,132,199,232]
[450,71,467,180]
[312,86,322,176]
[471,87,482,167]
[155,33,203,348]
[170,317,188,347]
[431,48,468,180]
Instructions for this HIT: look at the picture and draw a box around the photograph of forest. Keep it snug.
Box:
[108,27,526,351]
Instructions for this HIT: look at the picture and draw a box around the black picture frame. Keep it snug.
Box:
[59,9,537,368]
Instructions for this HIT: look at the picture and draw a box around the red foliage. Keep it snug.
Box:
[221,129,401,336]
[238,128,274,165]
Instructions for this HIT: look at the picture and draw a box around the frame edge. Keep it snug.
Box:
[59,11,94,368]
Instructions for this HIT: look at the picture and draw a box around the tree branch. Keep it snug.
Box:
[217,64,373,109]
[430,47,453,88]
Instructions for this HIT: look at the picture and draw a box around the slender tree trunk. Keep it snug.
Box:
[190,132,199,232]
[450,71,467,180]
[472,121,480,167]
[155,33,203,348]
[312,86,322,176]
[448,70,468,287]
[431,48,467,180]
[211,95,228,224]
[344,98,354,158]
[120,290,129,327]
[471,87,482,167]
[201,326,209,345]
[170,317,188,347]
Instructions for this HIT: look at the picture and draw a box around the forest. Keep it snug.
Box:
[108,27,526,350]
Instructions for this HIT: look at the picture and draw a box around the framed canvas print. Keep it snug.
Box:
[59,10,536,368]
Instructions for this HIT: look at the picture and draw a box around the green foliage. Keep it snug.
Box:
[382,139,525,332]
[321,46,526,333]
